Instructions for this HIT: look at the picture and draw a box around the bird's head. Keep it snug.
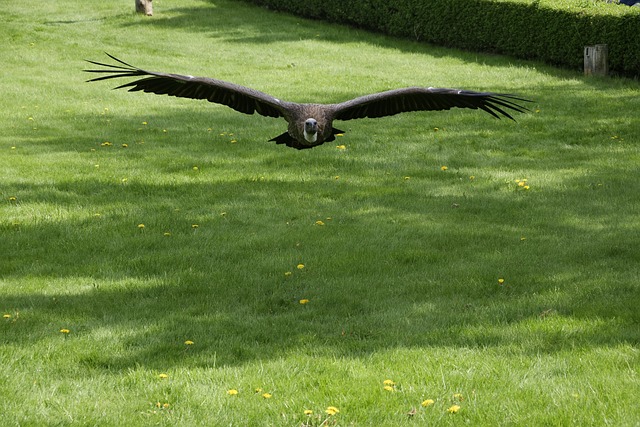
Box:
[303,118,318,143]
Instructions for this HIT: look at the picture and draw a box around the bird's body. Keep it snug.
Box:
[85,54,530,149]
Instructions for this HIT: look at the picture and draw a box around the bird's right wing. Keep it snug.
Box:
[85,54,287,118]
[332,87,530,121]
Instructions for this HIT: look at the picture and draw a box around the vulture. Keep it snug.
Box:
[85,54,530,150]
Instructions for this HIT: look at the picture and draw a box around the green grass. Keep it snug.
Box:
[1,0,639,425]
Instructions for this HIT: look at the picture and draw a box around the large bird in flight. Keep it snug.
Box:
[85,54,530,150]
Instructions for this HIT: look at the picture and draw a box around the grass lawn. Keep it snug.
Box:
[1,0,639,425]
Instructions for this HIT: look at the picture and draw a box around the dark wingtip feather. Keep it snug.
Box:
[84,53,143,82]
[484,94,533,121]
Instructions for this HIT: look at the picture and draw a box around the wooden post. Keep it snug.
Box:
[584,44,608,76]
[135,0,153,16]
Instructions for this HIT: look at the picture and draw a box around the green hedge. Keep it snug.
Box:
[238,0,640,77]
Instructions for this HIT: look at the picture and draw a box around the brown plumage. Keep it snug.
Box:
[85,54,530,150]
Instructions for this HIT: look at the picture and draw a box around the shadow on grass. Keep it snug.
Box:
[2,114,639,370]
[118,0,546,73]
[115,0,639,91]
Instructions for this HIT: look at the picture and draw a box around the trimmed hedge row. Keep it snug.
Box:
[238,0,640,77]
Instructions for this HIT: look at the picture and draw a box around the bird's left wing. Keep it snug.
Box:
[85,54,287,118]
[331,87,530,121]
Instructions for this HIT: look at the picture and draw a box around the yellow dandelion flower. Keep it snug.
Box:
[254,388,263,393]
[142,121,148,125]
[299,299,310,305]
[453,393,463,400]
[520,236,526,241]
[3,314,11,319]
[336,133,344,137]
[155,402,162,408]
[447,405,461,414]
[191,224,199,229]
[193,166,199,171]
[262,393,272,399]
[524,185,530,190]
[297,263,305,270]
[325,406,339,416]
[469,175,475,180]
[137,223,145,229]
[164,232,171,237]
[8,196,17,202]
[158,373,168,379]
[101,141,112,147]
[498,278,505,285]
[315,220,325,226]
[403,176,410,180]
[162,403,170,409]
[383,385,394,392]
[184,340,194,345]
[421,399,435,407]
[304,409,313,415]
[284,271,292,277]
[383,379,395,386]
[227,389,238,395]
[59,328,70,334]
[334,175,340,180]
[121,143,128,148]
[230,139,237,144]
[441,166,448,171]
[336,144,346,150]
[121,177,128,183]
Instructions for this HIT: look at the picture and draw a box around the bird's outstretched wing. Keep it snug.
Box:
[331,87,530,121]
[84,53,287,118]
